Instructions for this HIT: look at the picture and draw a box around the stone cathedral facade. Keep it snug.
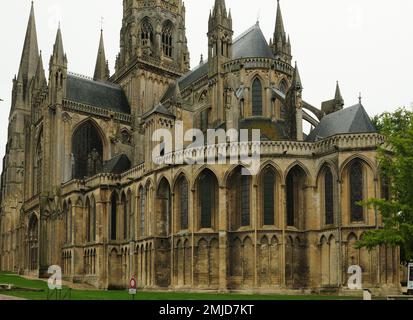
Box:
[0,0,401,295]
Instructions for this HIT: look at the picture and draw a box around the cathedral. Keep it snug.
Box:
[0,0,401,295]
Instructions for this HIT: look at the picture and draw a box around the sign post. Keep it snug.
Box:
[129,275,137,300]
[408,262,413,295]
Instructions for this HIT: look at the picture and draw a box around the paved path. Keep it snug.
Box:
[0,294,26,300]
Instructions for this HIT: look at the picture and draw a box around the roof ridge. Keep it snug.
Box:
[68,72,121,89]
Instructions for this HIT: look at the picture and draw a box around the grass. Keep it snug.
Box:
[0,272,361,301]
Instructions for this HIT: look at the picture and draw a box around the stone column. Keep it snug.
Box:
[218,185,228,292]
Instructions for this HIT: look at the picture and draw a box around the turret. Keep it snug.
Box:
[271,0,292,64]
[49,25,67,106]
[285,62,303,140]
[12,1,39,111]
[208,0,233,76]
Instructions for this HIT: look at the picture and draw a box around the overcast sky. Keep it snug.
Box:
[1,0,413,171]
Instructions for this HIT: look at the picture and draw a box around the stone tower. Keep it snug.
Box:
[115,0,190,74]
[208,0,233,126]
[112,0,191,165]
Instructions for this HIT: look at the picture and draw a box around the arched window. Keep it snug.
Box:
[140,18,154,48]
[72,121,103,180]
[252,78,263,116]
[286,166,307,228]
[139,187,146,237]
[86,198,91,242]
[324,168,334,225]
[91,197,96,242]
[178,177,189,230]
[162,21,173,58]
[263,168,276,226]
[157,178,171,236]
[110,193,117,241]
[128,191,134,240]
[228,167,251,229]
[241,175,251,227]
[34,137,42,195]
[198,170,218,229]
[279,80,288,119]
[122,193,128,240]
[349,161,364,222]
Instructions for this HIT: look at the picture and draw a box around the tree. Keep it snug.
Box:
[357,108,413,263]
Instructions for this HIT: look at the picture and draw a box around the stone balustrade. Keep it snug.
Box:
[59,133,383,196]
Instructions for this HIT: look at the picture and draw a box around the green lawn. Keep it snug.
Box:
[0,272,360,300]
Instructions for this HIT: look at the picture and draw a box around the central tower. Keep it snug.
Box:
[115,0,190,74]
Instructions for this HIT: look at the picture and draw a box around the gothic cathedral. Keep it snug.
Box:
[0,0,400,295]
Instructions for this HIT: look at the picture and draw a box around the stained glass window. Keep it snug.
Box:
[324,168,334,225]
[110,193,117,241]
[252,78,263,116]
[263,169,275,225]
[199,172,215,229]
[180,178,189,230]
[140,188,146,237]
[241,175,250,226]
[72,121,103,179]
[350,161,364,222]
[286,173,295,226]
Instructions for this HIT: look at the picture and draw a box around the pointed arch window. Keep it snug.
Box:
[350,161,364,222]
[139,187,146,237]
[263,168,276,226]
[179,177,189,230]
[279,80,288,119]
[241,175,251,226]
[34,138,43,195]
[110,193,117,241]
[162,21,173,58]
[198,171,218,229]
[72,121,103,180]
[141,19,154,48]
[252,78,263,116]
[324,168,334,225]
[122,193,128,240]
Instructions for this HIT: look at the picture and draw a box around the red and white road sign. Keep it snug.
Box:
[129,276,137,295]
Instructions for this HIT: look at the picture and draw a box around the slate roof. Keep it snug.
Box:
[306,104,377,142]
[143,103,174,119]
[103,154,131,174]
[66,74,131,114]
[162,24,274,102]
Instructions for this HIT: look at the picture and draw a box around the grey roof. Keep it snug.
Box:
[162,24,274,102]
[232,23,274,60]
[306,104,377,142]
[143,103,174,119]
[103,154,131,174]
[66,74,131,114]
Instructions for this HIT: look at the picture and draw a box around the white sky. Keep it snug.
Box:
[1,0,413,171]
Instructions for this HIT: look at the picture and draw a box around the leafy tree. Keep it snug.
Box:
[357,108,413,263]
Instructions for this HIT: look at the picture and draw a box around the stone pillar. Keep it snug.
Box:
[218,185,228,292]
[280,184,286,287]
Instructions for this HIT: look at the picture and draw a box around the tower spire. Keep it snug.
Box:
[272,0,292,63]
[334,81,344,106]
[274,0,286,43]
[51,24,66,65]
[17,1,39,86]
[94,29,110,81]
